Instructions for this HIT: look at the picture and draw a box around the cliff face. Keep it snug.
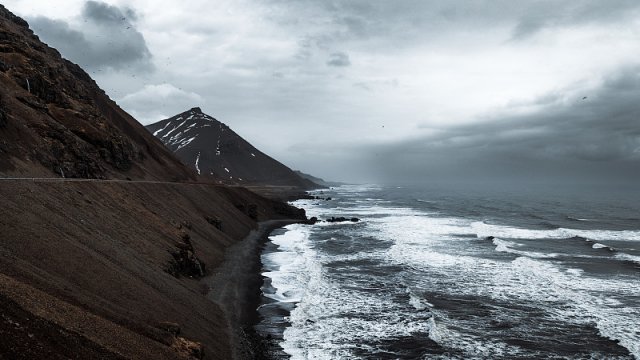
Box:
[146,107,318,189]
[0,5,193,180]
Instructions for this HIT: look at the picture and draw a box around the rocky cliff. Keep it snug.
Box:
[0,5,193,180]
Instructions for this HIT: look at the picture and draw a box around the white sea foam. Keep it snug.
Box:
[566,268,584,276]
[260,224,318,307]
[264,187,640,359]
[369,206,640,357]
[492,238,560,259]
[269,203,436,358]
[408,290,433,311]
[471,221,640,241]
[615,253,640,265]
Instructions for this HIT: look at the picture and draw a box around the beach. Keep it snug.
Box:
[206,219,303,359]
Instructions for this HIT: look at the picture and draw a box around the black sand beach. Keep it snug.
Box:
[205,220,302,359]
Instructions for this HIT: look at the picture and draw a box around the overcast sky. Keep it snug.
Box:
[6,1,640,185]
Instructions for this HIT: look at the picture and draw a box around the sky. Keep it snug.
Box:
[5,1,640,185]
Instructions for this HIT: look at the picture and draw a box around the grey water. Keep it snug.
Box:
[256,184,640,359]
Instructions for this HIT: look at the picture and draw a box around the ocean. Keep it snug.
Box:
[256,184,640,359]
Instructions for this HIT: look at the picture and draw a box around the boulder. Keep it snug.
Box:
[326,216,360,223]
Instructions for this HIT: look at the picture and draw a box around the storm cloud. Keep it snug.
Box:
[367,66,640,184]
[29,1,152,72]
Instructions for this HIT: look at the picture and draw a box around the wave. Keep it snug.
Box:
[492,238,560,259]
[471,221,640,242]
[407,290,433,311]
[508,257,640,358]
[276,188,640,358]
[261,225,314,305]
[592,242,617,252]
[615,253,640,266]
[567,216,593,222]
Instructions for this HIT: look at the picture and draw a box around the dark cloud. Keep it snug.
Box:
[29,1,152,72]
[327,52,350,67]
[271,0,640,47]
[365,66,640,185]
[506,0,640,39]
[83,1,137,24]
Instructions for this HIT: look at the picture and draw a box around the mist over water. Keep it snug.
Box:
[257,184,640,359]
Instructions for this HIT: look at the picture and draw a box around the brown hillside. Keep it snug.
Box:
[0,5,193,180]
[0,180,305,359]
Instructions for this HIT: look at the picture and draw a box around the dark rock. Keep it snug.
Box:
[326,216,359,223]
[167,235,205,278]
[485,236,495,241]
[235,203,246,213]
[0,59,8,72]
[205,216,223,231]
[180,232,191,243]
[180,220,192,230]
[248,204,258,220]
[0,5,29,28]
[156,322,181,336]
[305,216,318,225]
[273,201,306,219]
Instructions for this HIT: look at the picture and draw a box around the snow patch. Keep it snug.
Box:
[176,136,197,151]
[195,152,201,175]
[153,122,171,136]
[162,120,187,138]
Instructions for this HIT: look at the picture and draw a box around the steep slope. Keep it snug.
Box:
[0,180,305,359]
[146,107,317,189]
[0,6,310,359]
[0,5,193,180]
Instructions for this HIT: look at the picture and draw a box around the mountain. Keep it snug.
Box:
[146,107,318,189]
[0,5,193,181]
[294,170,342,188]
[0,6,309,359]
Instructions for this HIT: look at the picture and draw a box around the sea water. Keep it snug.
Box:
[256,184,640,359]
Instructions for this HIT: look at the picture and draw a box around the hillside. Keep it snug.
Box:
[0,5,193,180]
[146,108,317,189]
[0,180,305,359]
[0,5,308,359]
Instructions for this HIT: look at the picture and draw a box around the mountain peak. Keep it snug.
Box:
[146,109,318,189]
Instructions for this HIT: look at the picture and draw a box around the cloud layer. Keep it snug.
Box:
[367,66,640,184]
[9,0,640,185]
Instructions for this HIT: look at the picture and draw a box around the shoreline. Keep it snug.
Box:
[205,219,302,359]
